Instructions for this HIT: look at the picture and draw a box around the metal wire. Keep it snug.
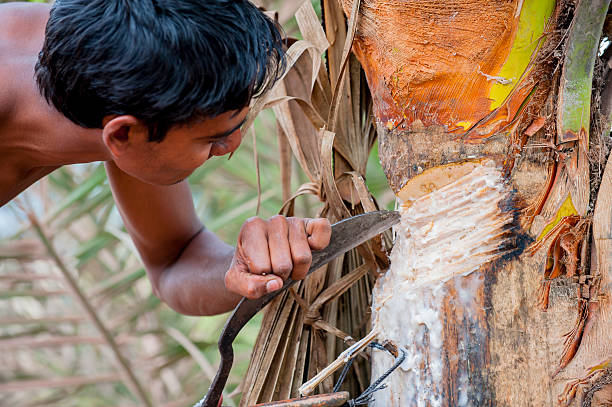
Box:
[333,342,406,406]
[333,356,355,393]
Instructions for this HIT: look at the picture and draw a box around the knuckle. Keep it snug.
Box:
[320,218,332,230]
[244,216,264,228]
[294,252,312,266]
[269,215,288,230]
[313,218,330,230]
[289,217,304,227]
[269,214,286,223]
[275,262,293,275]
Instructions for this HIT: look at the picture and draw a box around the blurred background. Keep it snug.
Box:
[0,1,394,405]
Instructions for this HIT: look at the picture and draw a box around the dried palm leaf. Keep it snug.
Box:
[240,1,392,404]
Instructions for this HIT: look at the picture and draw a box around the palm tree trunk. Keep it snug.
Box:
[338,0,612,405]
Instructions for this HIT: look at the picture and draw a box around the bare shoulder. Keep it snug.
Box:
[0,2,50,44]
[0,3,50,121]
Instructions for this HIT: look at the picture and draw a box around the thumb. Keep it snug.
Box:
[305,218,332,250]
[225,266,283,299]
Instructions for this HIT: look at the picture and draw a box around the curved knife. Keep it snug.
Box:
[196,210,400,407]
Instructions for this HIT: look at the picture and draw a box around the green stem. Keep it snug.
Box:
[28,212,153,407]
[557,0,611,144]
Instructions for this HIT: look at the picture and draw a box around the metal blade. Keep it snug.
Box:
[308,209,400,276]
[198,210,400,407]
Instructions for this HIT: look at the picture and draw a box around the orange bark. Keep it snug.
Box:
[341,0,525,138]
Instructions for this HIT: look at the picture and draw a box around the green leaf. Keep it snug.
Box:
[47,164,107,223]
[74,232,116,267]
[557,0,611,143]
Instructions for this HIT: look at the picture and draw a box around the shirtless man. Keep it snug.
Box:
[0,0,331,316]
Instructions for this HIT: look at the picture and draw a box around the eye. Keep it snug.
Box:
[198,135,225,145]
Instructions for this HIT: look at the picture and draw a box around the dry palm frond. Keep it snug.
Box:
[240,1,393,404]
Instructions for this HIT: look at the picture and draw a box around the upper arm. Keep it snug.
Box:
[105,161,204,271]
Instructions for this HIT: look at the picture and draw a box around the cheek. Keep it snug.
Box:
[197,143,213,164]
[182,147,212,174]
[180,143,212,167]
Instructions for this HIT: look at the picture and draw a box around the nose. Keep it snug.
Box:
[209,130,242,157]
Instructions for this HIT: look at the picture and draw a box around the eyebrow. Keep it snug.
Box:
[206,118,246,140]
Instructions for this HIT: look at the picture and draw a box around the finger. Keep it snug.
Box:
[267,215,293,279]
[305,218,332,250]
[288,218,312,281]
[238,217,271,275]
[225,265,283,299]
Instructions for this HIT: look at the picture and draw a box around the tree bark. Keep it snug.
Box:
[338,0,612,405]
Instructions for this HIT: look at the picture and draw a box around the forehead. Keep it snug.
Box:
[205,108,249,129]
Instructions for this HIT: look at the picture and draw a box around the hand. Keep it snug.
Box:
[224,216,332,299]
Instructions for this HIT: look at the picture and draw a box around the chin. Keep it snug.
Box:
[168,177,187,185]
[129,172,187,187]
[116,162,191,186]
[160,170,193,186]
[150,175,187,186]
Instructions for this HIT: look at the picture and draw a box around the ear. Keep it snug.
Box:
[101,115,145,157]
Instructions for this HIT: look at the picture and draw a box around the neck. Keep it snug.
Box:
[2,102,112,168]
[34,125,111,167]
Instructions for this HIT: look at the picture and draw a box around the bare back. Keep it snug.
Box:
[0,3,88,206]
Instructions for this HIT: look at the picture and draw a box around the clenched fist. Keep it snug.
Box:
[225,216,332,299]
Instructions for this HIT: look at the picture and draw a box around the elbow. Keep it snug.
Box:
[150,276,164,301]
[153,282,199,315]
[151,268,223,316]
[145,264,165,302]
[162,293,222,317]
[145,265,192,315]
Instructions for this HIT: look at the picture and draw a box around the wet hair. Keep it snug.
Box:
[35,0,285,141]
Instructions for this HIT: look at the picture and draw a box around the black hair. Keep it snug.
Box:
[35,0,285,141]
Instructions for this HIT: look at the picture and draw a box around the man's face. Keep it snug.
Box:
[107,108,248,185]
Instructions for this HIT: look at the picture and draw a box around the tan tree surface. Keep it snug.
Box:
[344,0,612,405]
[244,0,612,406]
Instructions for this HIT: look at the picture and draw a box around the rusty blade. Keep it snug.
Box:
[197,210,400,407]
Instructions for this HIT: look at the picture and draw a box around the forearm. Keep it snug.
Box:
[105,163,240,315]
[151,228,242,316]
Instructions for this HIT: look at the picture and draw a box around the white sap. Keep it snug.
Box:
[370,162,512,406]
